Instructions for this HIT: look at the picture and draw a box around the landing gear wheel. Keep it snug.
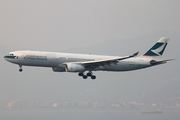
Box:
[78,71,96,79]
[78,72,84,76]
[91,75,96,80]
[87,72,92,76]
[82,75,87,79]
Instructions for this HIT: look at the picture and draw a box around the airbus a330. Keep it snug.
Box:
[4,37,173,79]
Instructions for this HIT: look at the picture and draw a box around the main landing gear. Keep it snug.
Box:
[78,72,96,80]
[19,65,23,72]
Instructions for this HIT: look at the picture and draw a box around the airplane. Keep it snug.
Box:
[4,37,173,79]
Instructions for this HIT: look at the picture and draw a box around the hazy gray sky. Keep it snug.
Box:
[0,0,179,102]
[1,0,180,50]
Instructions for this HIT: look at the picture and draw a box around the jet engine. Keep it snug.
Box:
[65,63,85,72]
[52,67,66,72]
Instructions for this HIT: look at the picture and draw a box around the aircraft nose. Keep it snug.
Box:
[4,55,8,60]
[4,55,18,61]
[4,55,9,61]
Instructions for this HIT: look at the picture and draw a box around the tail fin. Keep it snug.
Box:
[143,37,170,57]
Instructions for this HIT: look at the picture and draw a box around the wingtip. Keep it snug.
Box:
[133,51,139,57]
[130,51,139,57]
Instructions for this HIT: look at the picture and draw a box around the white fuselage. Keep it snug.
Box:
[4,50,153,72]
[3,37,172,79]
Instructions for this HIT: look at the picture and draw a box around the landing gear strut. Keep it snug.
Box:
[19,65,23,72]
[78,71,96,80]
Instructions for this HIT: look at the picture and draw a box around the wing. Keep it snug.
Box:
[64,51,139,70]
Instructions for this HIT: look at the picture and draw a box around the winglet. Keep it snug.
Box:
[130,51,139,57]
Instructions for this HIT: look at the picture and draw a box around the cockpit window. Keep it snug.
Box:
[9,54,14,56]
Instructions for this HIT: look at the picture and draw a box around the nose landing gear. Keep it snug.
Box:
[19,65,23,72]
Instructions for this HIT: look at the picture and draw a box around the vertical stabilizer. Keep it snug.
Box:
[143,37,169,57]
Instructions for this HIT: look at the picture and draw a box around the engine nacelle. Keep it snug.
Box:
[65,63,85,72]
[52,67,65,72]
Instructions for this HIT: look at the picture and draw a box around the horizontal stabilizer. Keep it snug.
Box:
[150,59,175,65]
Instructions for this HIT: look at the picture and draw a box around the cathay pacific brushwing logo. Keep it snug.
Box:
[151,42,166,56]
[144,41,168,56]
